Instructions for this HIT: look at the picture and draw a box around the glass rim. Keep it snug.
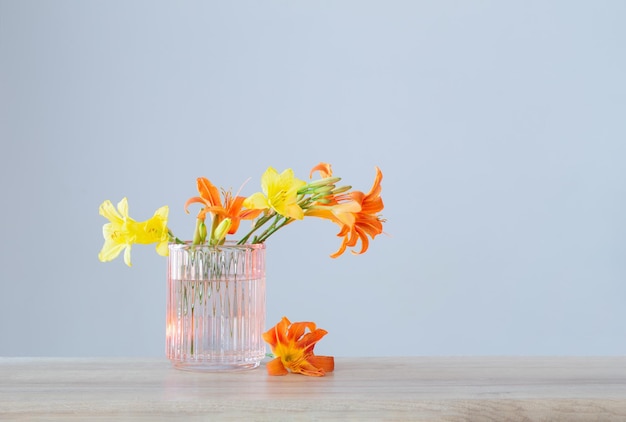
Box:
[168,241,266,251]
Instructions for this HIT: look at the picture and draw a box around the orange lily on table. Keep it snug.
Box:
[263,317,334,377]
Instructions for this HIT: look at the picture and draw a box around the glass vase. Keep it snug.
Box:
[166,242,266,371]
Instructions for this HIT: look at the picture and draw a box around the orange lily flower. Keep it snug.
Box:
[306,166,385,258]
[329,166,384,257]
[185,177,261,235]
[263,316,334,377]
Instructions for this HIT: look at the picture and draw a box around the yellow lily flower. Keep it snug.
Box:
[243,167,306,220]
[98,198,169,267]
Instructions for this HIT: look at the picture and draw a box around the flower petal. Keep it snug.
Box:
[288,321,317,343]
[290,359,327,377]
[155,240,169,256]
[116,197,129,218]
[243,192,270,211]
[284,203,304,220]
[99,200,122,222]
[123,245,132,267]
[197,177,222,207]
[266,357,289,376]
[309,162,333,179]
[307,355,335,373]
[261,167,279,195]
[98,240,125,262]
[297,328,328,353]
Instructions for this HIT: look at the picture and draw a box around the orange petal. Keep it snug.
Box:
[197,177,222,207]
[266,357,288,376]
[304,208,338,223]
[297,329,328,352]
[263,316,292,349]
[184,196,207,214]
[239,208,263,220]
[309,162,333,179]
[289,359,327,377]
[352,228,370,255]
[366,167,383,198]
[357,216,384,238]
[329,239,348,258]
[361,196,384,214]
[307,355,334,373]
[261,332,277,349]
[288,321,318,343]
[226,195,243,213]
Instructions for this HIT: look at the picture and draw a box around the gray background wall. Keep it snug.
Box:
[1,1,625,357]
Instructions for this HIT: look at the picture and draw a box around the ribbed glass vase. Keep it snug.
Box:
[166,242,266,371]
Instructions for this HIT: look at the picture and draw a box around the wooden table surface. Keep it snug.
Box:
[1,357,626,421]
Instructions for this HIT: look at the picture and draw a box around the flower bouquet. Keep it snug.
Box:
[98,162,385,375]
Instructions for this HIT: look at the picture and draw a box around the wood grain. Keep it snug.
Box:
[1,357,625,421]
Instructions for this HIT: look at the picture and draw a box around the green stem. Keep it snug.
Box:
[190,305,194,355]
[237,212,275,244]
[209,216,221,246]
[256,216,293,243]
[168,230,185,244]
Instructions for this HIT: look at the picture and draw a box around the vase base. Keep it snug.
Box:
[170,360,261,372]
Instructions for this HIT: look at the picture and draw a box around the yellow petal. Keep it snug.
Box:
[98,240,125,262]
[116,197,129,218]
[153,205,169,220]
[260,167,280,195]
[284,203,304,220]
[155,240,169,256]
[99,200,122,222]
[243,192,270,210]
[123,245,132,267]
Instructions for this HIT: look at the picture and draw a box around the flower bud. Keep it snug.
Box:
[193,218,207,244]
[199,221,207,240]
[332,185,352,195]
[211,218,232,245]
[310,176,341,187]
[300,177,342,193]
[313,185,334,195]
